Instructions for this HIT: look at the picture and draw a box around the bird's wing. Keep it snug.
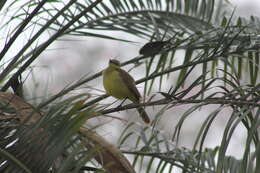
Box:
[115,68,141,102]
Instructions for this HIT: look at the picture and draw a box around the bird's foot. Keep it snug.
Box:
[117,98,127,108]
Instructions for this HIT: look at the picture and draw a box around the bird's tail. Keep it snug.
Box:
[137,107,150,124]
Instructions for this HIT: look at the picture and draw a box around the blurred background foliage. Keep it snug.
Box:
[0,0,259,172]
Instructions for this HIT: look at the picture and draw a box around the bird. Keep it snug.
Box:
[139,40,169,56]
[103,59,150,123]
[139,37,175,56]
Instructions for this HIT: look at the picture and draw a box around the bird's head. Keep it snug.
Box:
[109,59,121,67]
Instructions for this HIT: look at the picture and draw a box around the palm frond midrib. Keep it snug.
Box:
[67,9,214,35]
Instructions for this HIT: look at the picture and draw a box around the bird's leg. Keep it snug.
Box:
[117,98,127,108]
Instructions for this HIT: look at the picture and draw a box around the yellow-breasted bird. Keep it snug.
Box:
[103,59,150,123]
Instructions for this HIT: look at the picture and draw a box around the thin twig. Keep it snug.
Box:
[97,97,260,116]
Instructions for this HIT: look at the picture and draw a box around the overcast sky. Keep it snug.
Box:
[231,0,260,16]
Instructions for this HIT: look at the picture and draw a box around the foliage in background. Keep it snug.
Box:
[0,0,259,172]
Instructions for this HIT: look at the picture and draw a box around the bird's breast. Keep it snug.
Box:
[103,69,131,99]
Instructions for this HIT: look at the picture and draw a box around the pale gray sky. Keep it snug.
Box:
[231,0,260,16]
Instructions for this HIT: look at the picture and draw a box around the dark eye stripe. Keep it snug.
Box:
[110,59,120,65]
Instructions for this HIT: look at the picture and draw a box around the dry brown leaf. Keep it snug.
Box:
[79,128,136,173]
[0,92,42,124]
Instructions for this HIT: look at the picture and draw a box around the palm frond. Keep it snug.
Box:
[0,93,96,172]
[118,122,254,173]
